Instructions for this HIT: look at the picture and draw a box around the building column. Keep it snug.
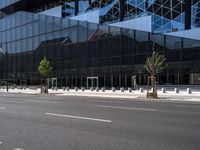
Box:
[75,0,79,16]
[119,0,124,21]
[185,0,191,30]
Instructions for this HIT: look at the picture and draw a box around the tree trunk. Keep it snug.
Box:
[40,78,43,93]
[151,75,157,98]
[44,78,48,94]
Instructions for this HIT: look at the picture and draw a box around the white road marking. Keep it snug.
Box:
[0,107,6,110]
[27,100,58,104]
[98,105,156,112]
[173,105,200,108]
[13,148,23,150]
[88,100,125,103]
[0,141,3,144]
[45,113,112,123]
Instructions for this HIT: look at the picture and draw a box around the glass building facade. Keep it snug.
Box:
[0,0,200,88]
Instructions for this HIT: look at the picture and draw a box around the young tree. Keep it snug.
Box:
[37,57,52,94]
[144,51,168,98]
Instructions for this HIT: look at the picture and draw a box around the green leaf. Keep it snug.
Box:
[37,57,52,78]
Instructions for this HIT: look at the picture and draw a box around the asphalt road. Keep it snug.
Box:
[0,93,200,150]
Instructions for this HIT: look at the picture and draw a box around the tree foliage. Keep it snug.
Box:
[144,51,168,76]
[37,57,52,78]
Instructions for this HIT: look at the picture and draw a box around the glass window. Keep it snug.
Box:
[10,15,15,28]
[78,21,87,42]
[10,28,15,41]
[61,18,69,29]
[21,12,27,25]
[183,38,200,49]
[46,33,53,41]
[33,37,39,50]
[6,30,10,42]
[2,31,5,43]
[10,42,15,53]
[60,29,69,38]
[136,31,149,42]
[21,39,26,52]
[46,16,53,32]
[27,38,32,51]
[27,13,33,24]
[135,31,149,52]
[15,12,21,26]
[33,22,39,36]
[54,17,60,31]
[15,27,21,40]
[16,40,21,53]
[1,19,5,31]
[150,33,165,51]
[39,15,46,34]
[21,25,26,38]
[54,31,60,39]
[5,17,11,30]
[166,35,182,50]
[27,23,33,37]
[110,26,121,36]
[88,23,97,40]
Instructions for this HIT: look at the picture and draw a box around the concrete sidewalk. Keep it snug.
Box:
[0,88,200,102]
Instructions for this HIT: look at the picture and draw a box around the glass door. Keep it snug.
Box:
[87,77,98,88]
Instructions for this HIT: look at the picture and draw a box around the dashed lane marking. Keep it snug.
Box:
[45,113,112,123]
[98,105,156,112]
[88,100,126,103]
[0,107,6,110]
[173,105,200,108]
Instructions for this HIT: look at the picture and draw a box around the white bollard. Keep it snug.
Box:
[62,87,66,91]
[161,88,166,93]
[66,87,70,91]
[75,87,78,91]
[120,87,124,92]
[96,87,99,92]
[187,88,192,94]
[112,87,115,92]
[139,88,144,93]
[174,88,179,93]
[81,87,85,91]
[55,87,58,91]
[90,87,94,91]
[128,88,132,93]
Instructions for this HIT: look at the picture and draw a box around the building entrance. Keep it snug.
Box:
[87,77,98,88]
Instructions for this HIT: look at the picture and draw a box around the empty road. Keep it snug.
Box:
[0,93,200,150]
